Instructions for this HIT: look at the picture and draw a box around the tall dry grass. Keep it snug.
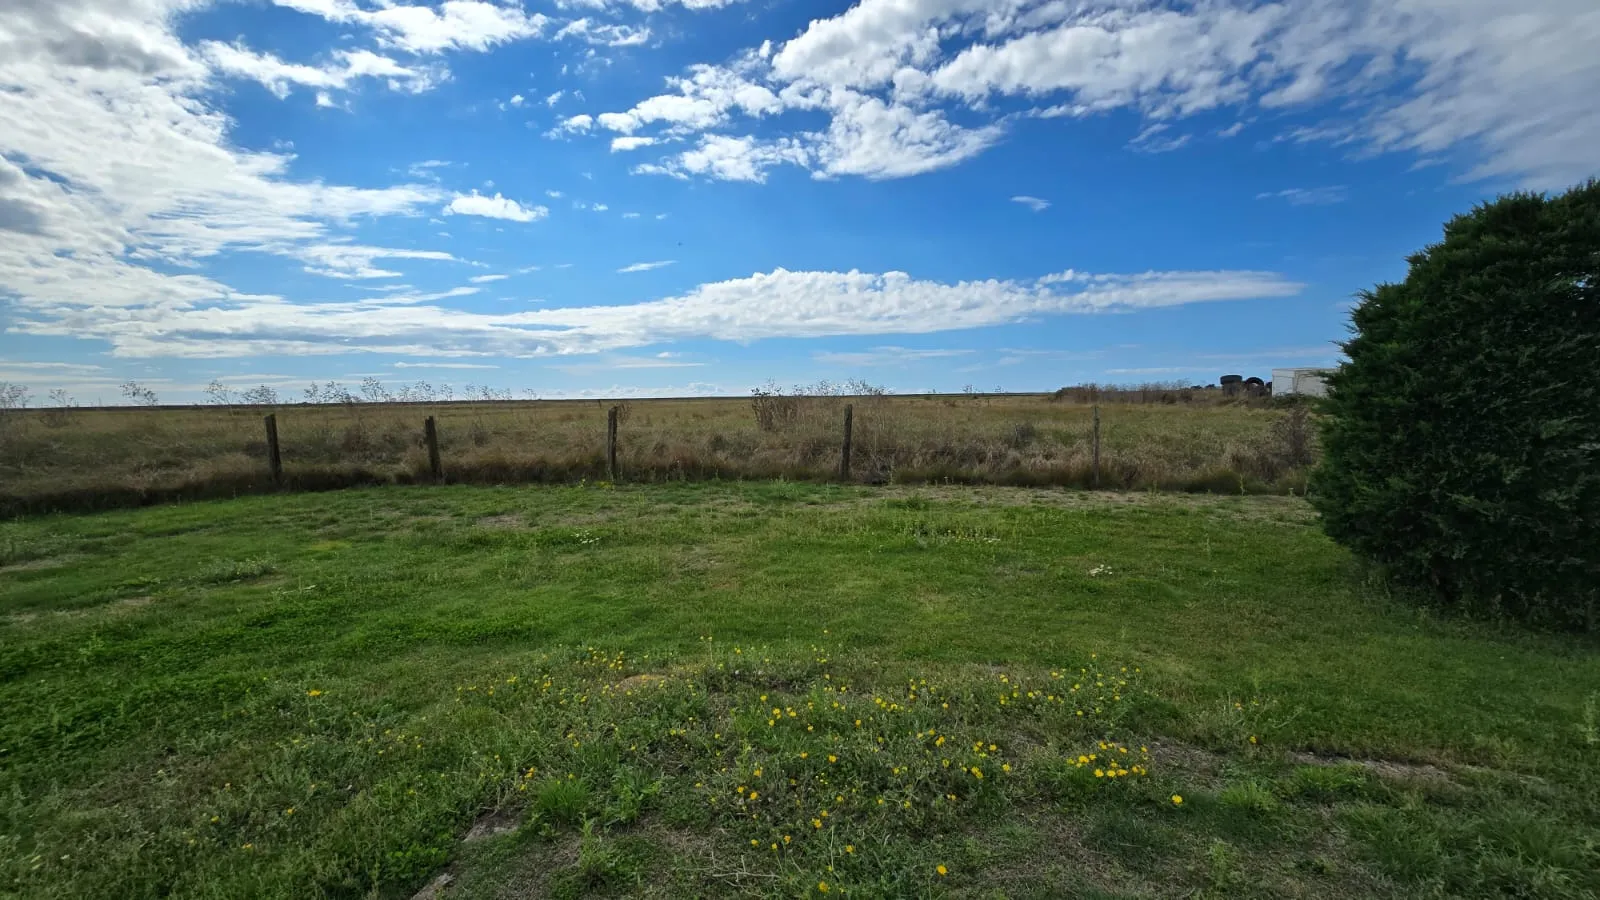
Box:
[0,392,1318,515]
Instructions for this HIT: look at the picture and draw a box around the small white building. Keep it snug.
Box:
[1272,368,1332,398]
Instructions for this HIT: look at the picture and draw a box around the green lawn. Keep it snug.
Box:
[1,483,1596,899]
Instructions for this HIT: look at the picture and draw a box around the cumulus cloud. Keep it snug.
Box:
[0,0,447,335]
[577,0,1600,188]
[270,0,550,54]
[444,192,549,222]
[555,18,650,47]
[202,43,440,98]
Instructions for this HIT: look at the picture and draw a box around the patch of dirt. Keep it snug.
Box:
[614,673,668,694]
[0,555,79,574]
[409,873,454,900]
[4,595,156,627]
[1148,742,1231,787]
[1291,751,1455,783]
[462,834,580,900]
[814,485,1316,521]
[463,807,521,842]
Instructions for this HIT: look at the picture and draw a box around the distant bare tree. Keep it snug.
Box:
[204,379,233,406]
[395,380,436,403]
[41,389,76,428]
[0,382,31,410]
[239,385,278,405]
[120,381,158,406]
[323,381,357,404]
[360,377,391,403]
[439,383,454,403]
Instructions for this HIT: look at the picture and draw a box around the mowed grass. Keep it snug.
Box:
[1,483,1596,899]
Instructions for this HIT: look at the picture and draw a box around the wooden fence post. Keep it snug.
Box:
[1092,405,1101,489]
[606,406,619,481]
[263,413,282,484]
[840,404,854,481]
[424,416,442,481]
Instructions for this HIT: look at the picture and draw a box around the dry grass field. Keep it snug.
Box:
[0,391,1316,515]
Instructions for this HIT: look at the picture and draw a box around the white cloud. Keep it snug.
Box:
[299,244,459,279]
[12,262,1301,360]
[621,211,641,218]
[393,361,500,369]
[618,260,676,273]
[636,134,810,183]
[444,192,549,222]
[611,136,657,152]
[546,90,565,106]
[592,203,609,212]
[562,0,746,11]
[1128,123,1192,154]
[0,0,446,334]
[545,190,564,199]
[508,93,525,106]
[594,64,782,135]
[577,0,1600,188]
[201,43,439,98]
[1256,186,1349,206]
[551,355,707,374]
[555,18,650,47]
[813,346,974,366]
[469,273,510,283]
[408,159,453,179]
[271,0,551,54]
[1011,195,1049,212]
[556,114,594,134]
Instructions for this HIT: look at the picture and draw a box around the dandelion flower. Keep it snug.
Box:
[306,689,323,697]
[819,882,829,893]
[1172,794,1183,805]
[846,845,855,854]
[936,864,948,876]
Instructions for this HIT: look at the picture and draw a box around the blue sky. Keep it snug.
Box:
[1,0,1596,404]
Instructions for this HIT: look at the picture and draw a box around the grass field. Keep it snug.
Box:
[2,482,1596,899]
[0,392,1315,516]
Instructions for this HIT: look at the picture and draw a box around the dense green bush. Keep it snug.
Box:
[1312,182,1599,630]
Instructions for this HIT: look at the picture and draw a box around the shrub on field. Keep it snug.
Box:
[1312,181,1600,630]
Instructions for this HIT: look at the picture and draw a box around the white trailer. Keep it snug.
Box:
[1271,368,1331,398]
